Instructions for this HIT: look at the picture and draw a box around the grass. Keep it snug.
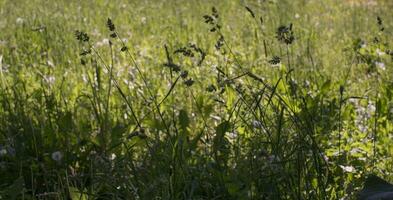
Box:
[0,0,393,199]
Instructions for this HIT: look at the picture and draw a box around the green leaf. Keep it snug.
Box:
[69,187,88,200]
[213,121,231,152]
[320,80,331,95]
[178,109,190,131]
[111,124,127,148]
[5,177,24,200]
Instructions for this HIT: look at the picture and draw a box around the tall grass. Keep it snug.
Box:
[0,0,392,199]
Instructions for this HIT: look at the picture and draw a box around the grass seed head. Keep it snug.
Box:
[107,18,116,31]
[276,24,295,45]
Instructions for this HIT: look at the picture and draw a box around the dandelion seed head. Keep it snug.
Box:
[51,151,63,162]
[0,149,7,156]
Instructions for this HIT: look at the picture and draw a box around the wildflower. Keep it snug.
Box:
[82,74,88,83]
[348,98,358,104]
[95,38,110,47]
[228,131,238,139]
[110,153,116,160]
[16,17,24,24]
[51,151,63,162]
[141,17,147,24]
[44,75,56,85]
[0,148,6,156]
[376,49,385,56]
[376,62,385,71]
[367,102,376,113]
[47,60,54,68]
[339,165,355,173]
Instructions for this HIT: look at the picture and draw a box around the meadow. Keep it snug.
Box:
[0,0,393,199]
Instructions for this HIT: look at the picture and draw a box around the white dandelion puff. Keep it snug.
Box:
[51,151,63,161]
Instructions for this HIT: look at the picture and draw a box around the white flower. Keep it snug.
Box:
[47,60,54,68]
[339,165,355,173]
[376,62,385,71]
[16,17,24,24]
[304,80,310,87]
[141,17,147,24]
[95,38,110,47]
[51,151,63,161]
[376,49,385,56]
[82,74,88,83]
[228,131,238,139]
[367,103,376,113]
[0,148,7,156]
[110,153,116,160]
[358,124,368,133]
[348,98,358,104]
[44,75,56,85]
[295,13,300,19]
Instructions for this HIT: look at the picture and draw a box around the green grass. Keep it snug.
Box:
[0,0,393,199]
